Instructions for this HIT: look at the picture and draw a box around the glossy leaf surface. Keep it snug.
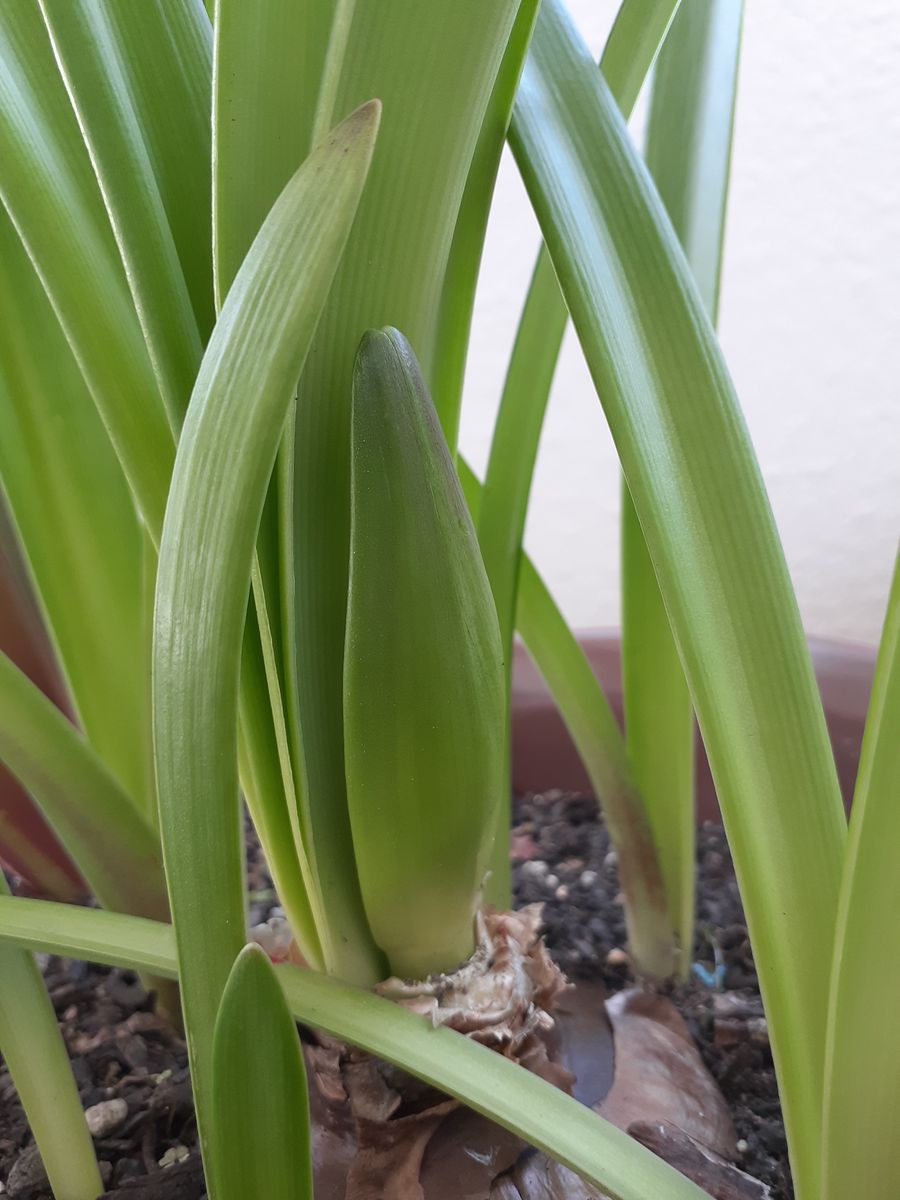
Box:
[510,6,845,1192]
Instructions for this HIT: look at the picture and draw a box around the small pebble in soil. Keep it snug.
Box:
[85,1099,128,1138]
[159,1145,190,1169]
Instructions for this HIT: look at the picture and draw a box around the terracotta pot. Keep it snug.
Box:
[510,630,875,820]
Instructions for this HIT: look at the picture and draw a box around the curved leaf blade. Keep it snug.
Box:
[823,550,900,1200]
[0,207,149,813]
[288,0,521,982]
[478,0,680,951]
[479,0,681,663]
[213,0,339,305]
[0,650,167,922]
[0,3,174,537]
[0,517,84,898]
[621,0,744,969]
[0,895,177,976]
[0,878,102,1200]
[430,0,541,447]
[460,455,674,976]
[153,101,380,1168]
[212,0,364,980]
[0,900,704,1200]
[38,0,208,427]
[509,6,845,1192]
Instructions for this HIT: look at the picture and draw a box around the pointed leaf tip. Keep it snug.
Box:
[332,98,382,149]
[212,943,311,1200]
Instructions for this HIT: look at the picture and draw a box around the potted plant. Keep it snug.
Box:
[0,2,896,1199]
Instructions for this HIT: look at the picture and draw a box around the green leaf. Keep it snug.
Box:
[106,0,213,336]
[0,515,84,900]
[478,0,680,937]
[601,0,682,117]
[0,878,102,1200]
[211,946,312,1200]
[288,0,521,982]
[430,0,541,448]
[621,0,744,969]
[459,456,674,976]
[153,101,380,1170]
[212,0,375,982]
[237,625,324,971]
[429,0,541,910]
[0,3,174,537]
[515,551,675,974]
[477,244,569,665]
[38,0,210,427]
[0,649,168,922]
[345,330,505,978]
[0,207,150,815]
[0,901,703,1200]
[0,894,177,977]
[509,5,845,1194]
[212,0,340,304]
[480,0,682,662]
[822,550,900,1200]
[643,0,743,322]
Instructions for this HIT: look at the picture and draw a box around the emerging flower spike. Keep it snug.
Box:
[344,328,506,980]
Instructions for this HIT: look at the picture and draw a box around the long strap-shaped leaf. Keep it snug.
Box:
[212,0,340,306]
[430,0,541,447]
[0,516,85,899]
[38,0,210,428]
[478,0,680,957]
[0,208,148,813]
[0,878,102,1200]
[822,549,900,1200]
[509,6,845,1195]
[0,4,173,537]
[153,103,380,1179]
[0,650,168,922]
[0,895,178,976]
[288,0,521,984]
[479,0,679,662]
[431,0,540,912]
[212,0,378,982]
[621,0,744,969]
[460,451,674,975]
[0,899,704,1200]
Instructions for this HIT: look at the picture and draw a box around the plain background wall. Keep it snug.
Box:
[460,0,900,646]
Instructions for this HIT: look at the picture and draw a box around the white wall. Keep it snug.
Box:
[460,0,900,645]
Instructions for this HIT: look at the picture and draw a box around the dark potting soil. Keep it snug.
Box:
[0,793,790,1199]
[512,791,791,1200]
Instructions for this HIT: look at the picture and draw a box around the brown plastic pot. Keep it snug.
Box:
[510,630,876,819]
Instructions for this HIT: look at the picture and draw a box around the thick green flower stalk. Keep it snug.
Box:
[345,329,505,979]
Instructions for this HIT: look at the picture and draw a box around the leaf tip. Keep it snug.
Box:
[342,97,383,145]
